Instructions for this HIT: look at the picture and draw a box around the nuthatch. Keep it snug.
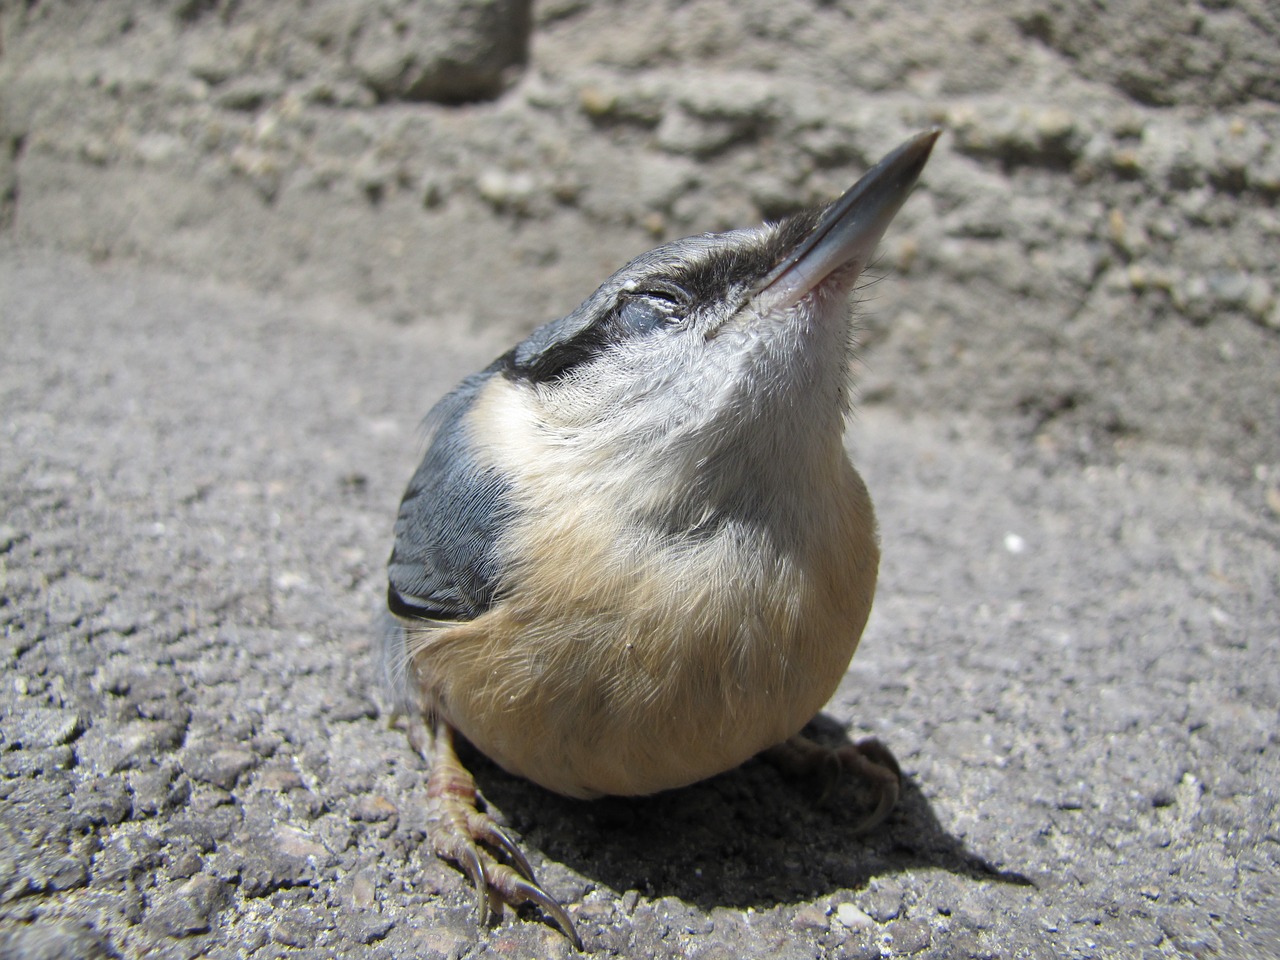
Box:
[381,130,939,947]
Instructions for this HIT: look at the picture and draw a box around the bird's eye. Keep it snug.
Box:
[617,290,686,336]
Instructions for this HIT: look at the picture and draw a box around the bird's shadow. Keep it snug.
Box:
[464,713,1031,912]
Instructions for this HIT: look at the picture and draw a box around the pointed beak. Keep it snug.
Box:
[753,129,939,310]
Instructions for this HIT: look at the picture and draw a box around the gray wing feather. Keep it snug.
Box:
[383,305,619,710]
[387,367,512,623]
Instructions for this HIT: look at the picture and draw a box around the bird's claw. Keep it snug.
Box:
[835,737,901,833]
[503,873,582,950]
[423,721,582,950]
[763,733,902,832]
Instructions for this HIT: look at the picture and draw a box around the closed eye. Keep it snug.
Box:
[617,288,688,335]
[505,283,691,384]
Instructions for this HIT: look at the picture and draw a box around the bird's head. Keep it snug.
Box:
[490,131,938,520]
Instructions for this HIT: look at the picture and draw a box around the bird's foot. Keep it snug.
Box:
[763,733,901,833]
[418,719,582,950]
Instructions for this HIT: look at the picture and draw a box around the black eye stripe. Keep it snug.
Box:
[504,293,684,384]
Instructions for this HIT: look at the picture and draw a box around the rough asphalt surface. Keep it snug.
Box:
[2,245,1277,959]
[2,2,1280,956]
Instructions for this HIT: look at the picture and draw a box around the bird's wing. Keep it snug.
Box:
[387,296,619,622]
[386,369,511,624]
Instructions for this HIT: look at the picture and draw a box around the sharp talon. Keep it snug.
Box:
[471,813,537,882]
[837,738,902,834]
[459,841,491,924]
[849,773,899,835]
[508,875,584,951]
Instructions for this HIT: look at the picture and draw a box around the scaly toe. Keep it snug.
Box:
[422,718,581,947]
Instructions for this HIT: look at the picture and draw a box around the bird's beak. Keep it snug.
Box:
[752,129,940,311]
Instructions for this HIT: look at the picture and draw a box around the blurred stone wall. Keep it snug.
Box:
[2,0,1278,481]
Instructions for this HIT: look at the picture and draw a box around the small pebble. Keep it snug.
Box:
[835,903,874,928]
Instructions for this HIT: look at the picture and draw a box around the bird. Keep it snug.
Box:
[379,129,939,948]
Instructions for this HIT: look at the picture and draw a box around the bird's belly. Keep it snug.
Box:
[424,517,878,798]
[519,626,858,798]
[444,618,862,798]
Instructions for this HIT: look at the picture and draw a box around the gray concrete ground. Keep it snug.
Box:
[2,246,1277,958]
[2,1,1280,957]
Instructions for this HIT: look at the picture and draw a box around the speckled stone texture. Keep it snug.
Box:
[1,1,1278,957]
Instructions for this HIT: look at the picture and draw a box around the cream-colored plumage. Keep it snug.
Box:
[406,373,879,798]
